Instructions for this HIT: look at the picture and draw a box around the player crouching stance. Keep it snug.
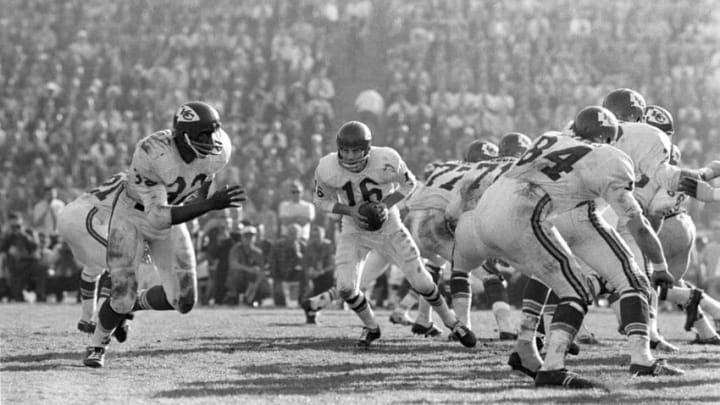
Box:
[313,121,476,348]
[82,101,245,367]
[452,106,683,389]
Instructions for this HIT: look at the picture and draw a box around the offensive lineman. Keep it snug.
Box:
[312,120,476,348]
[603,89,719,351]
[82,101,246,367]
[452,106,682,389]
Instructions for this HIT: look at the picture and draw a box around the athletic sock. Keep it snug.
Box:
[346,292,378,329]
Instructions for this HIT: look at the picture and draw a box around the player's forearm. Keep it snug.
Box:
[626,214,666,266]
[330,202,353,216]
[168,200,218,226]
[381,191,405,208]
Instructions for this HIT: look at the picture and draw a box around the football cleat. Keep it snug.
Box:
[389,311,414,326]
[508,351,538,379]
[629,359,684,376]
[77,320,96,334]
[449,321,477,348]
[684,289,703,332]
[301,299,317,324]
[499,331,518,341]
[690,334,720,345]
[83,346,106,368]
[535,369,605,390]
[650,337,679,353]
[410,322,442,338]
[113,313,134,343]
[355,326,381,348]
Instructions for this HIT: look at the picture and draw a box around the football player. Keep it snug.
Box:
[644,105,720,342]
[81,101,246,367]
[312,121,476,348]
[58,172,131,342]
[404,135,529,339]
[453,106,683,389]
[603,89,719,351]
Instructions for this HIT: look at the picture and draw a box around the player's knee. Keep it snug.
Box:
[338,286,357,301]
[110,292,136,314]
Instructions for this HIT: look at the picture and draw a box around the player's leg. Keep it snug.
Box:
[569,203,683,375]
[616,224,677,352]
[500,218,597,388]
[57,200,108,334]
[84,214,145,367]
[508,276,551,377]
[137,224,197,314]
[481,259,517,339]
[389,226,476,347]
[335,233,380,347]
[411,260,443,337]
[658,213,718,342]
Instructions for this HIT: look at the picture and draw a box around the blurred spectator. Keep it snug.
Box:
[224,225,266,306]
[278,180,315,240]
[0,213,45,302]
[45,235,81,303]
[302,224,335,309]
[31,186,66,236]
[269,223,305,307]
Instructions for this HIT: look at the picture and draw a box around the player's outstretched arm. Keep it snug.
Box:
[170,185,246,225]
[678,177,720,202]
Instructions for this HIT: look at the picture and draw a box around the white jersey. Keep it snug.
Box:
[126,129,231,229]
[613,122,678,210]
[503,133,637,216]
[313,146,416,233]
[644,145,687,216]
[443,157,516,222]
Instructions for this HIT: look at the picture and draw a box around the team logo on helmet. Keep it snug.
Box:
[629,92,644,109]
[644,107,668,124]
[598,110,614,127]
[176,106,201,123]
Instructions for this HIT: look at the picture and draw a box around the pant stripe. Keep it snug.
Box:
[530,195,589,303]
[85,207,108,248]
[586,202,644,291]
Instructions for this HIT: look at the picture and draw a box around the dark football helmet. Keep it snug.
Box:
[571,106,619,144]
[173,101,224,157]
[642,105,674,136]
[498,132,532,158]
[464,140,499,162]
[337,121,372,172]
[602,88,646,122]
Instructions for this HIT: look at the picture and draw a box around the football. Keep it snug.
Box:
[357,201,388,231]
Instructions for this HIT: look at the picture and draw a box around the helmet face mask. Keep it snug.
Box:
[174,102,224,158]
[336,121,372,172]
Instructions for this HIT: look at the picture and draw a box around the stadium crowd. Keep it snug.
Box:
[1,0,719,304]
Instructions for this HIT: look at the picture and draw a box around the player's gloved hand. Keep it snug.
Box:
[678,177,716,202]
[699,160,720,181]
[651,262,675,290]
[208,185,246,209]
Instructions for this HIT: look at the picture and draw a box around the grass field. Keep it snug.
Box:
[2,303,720,404]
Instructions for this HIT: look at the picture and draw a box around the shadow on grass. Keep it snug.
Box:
[153,366,530,398]
[0,335,485,372]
